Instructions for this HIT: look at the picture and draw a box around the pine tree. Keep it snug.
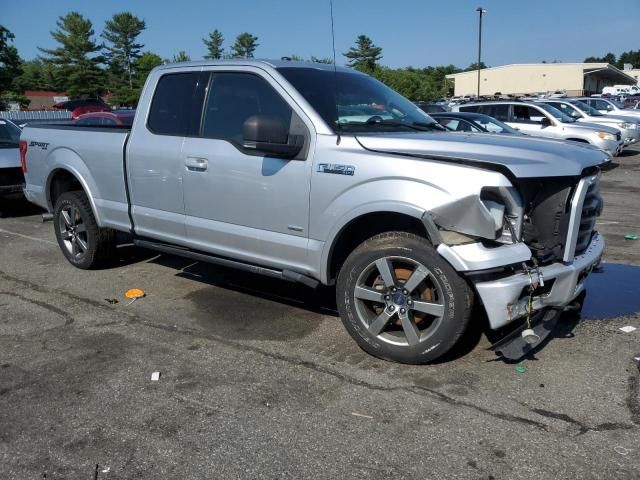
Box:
[172,51,191,63]
[0,25,22,94]
[231,33,259,59]
[38,12,105,98]
[102,12,146,89]
[343,35,382,72]
[203,29,224,60]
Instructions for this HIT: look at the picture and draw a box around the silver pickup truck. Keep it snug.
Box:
[21,60,607,364]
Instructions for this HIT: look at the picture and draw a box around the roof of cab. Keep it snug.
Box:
[154,58,358,74]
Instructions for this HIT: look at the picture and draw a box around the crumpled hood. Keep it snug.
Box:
[355,131,609,178]
[0,146,19,169]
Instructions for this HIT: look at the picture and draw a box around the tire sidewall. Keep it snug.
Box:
[53,192,98,269]
[337,233,471,364]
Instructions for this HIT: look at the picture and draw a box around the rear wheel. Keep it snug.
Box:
[53,191,116,269]
[337,232,473,364]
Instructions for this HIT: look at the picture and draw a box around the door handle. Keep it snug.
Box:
[185,157,208,172]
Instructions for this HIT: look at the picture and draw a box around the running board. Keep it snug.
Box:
[133,239,319,288]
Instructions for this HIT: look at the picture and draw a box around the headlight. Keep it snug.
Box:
[595,131,616,141]
[623,122,636,129]
[480,187,524,244]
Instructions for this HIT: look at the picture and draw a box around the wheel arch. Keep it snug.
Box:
[323,206,435,284]
[47,166,102,226]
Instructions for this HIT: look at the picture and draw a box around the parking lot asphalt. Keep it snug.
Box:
[1,147,639,480]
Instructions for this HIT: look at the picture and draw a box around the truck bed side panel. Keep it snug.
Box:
[21,125,131,231]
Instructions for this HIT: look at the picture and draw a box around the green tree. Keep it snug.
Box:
[172,51,191,62]
[0,25,22,95]
[134,51,164,84]
[618,50,640,68]
[343,35,382,72]
[12,59,63,92]
[38,12,105,98]
[102,12,146,89]
[203,29,224,60]
[464,62,488,71]
[584,53,617,65]
[231,32,259,58]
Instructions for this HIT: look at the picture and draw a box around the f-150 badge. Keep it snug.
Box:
[317,163,355,176]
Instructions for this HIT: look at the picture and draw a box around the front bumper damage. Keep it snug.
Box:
[439,232,604,330]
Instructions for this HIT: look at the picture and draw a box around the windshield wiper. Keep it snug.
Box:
[362,118,444,131]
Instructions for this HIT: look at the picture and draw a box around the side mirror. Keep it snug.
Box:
[242,115,303,158]
[541,116,552,127]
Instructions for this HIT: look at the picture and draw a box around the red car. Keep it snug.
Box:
[53,99,111,119]
[74,110,136,126]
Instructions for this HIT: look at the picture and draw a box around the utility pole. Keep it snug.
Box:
[476,7,486,98]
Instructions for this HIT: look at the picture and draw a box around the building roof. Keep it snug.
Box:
[446,63,636,84]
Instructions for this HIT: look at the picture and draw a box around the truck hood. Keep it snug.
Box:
[355,131,609,178]
[597,114,640,124]
[567,121,620,134]
[0,145,20,169]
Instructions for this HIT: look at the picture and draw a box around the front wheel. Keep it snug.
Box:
[336,232,474,364]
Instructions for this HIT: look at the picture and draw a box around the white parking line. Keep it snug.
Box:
[0,228,56,245]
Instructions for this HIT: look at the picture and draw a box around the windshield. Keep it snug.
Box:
[277,67,439,133]
[609,98,625,109]
[473,114,520,134]
[0,119,21,145]
[536,103,575,123]
[569,100,602,116]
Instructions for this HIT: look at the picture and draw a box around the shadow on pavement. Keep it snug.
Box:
[0,197,44,218]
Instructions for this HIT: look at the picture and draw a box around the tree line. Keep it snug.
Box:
[1,11,638,109]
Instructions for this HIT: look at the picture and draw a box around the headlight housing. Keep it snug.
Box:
[480,187,523,244]
[622,122,636,129]
[595,131,616,141]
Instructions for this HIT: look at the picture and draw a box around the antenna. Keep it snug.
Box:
[329,0,341,139]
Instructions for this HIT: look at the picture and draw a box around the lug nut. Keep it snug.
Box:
[384,295,391,301]
[400,308,406,314]
[402,289,408,295]
[391,287,397,292]
[407,299,413,306]
[387,305,395,312]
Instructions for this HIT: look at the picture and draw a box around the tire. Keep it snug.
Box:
[53,191,116,269]
[336,232,473,364]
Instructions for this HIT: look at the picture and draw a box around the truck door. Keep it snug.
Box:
[126,70,207,244]
[180,68,315,271]
[510,105,557,138]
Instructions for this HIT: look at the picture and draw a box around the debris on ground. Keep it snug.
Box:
[514,365,527,373]
[619,326,637,333]
[624,234,639,240]
[151,372,161,381]
[104,298,119,304]
[351,412,374,419]
[125,288,146,305]
[614,446,631,456]
[101,466,111,473]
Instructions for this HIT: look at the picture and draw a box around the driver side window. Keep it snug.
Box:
[201,73,293,146]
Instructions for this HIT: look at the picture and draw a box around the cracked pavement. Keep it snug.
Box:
[1,147,639,479]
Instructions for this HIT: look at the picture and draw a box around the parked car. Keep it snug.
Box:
[415,101,450,113]
[535,99,639,147]
[621,95,640,110]
[74,110,136,126]
[454,101,623,156]
[21,59,608,364]
[53,98,111,119]
[0,118,24,200]
[430,112,522,135]
[578,97,640,121]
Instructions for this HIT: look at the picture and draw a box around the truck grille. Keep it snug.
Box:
[563,174,602,261]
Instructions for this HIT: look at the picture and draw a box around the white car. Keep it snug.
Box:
[578,97,640,121]
[602,85,640,96]
[0,118,24,200]
[536,99,639,146]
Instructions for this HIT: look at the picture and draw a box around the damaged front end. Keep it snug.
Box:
[429,170,605,355]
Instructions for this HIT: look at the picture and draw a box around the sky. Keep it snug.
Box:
[2,0,639,69]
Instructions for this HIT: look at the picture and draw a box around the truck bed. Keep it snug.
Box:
[21,124,132,231]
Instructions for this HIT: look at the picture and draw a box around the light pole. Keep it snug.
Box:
[476,7,486,98]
